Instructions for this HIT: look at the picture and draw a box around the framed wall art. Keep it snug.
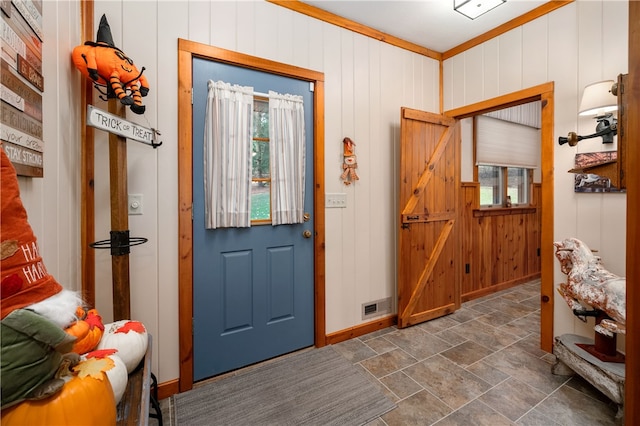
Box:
[1,0,44,177]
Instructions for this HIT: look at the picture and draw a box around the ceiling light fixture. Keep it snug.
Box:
[454,0,506,20]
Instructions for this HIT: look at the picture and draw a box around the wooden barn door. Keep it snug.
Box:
[398,108,461,328]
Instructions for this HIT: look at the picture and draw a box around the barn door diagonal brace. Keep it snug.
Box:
[401,126,453,216]
[400,219,454,320]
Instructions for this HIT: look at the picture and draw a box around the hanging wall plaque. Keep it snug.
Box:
[0,0,44,177]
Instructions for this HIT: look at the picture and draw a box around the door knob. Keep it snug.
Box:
[302,230,312,238]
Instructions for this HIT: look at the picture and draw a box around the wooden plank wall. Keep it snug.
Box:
[461,182,541,301]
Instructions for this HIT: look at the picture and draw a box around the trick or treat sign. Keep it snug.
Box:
[1,0,44,177]
[86,106,161,148]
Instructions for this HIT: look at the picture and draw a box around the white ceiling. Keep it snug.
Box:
[301,0,550,53]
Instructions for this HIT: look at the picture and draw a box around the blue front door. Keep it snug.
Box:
[192,58,314,380]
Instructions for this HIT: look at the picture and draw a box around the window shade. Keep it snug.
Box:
[484,101,541,128]
[476,115,540,169]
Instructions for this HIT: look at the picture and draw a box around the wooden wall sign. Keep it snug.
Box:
[1,0,43,177]
[87,105,161,147]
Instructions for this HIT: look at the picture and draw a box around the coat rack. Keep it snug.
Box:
[88,99,161,320]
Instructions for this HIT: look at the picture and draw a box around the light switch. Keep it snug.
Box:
[326,193,346,208]
[128,194,143,215]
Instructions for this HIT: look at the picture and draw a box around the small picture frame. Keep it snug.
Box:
[573,152,622,193]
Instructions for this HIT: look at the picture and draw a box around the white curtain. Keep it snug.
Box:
[269,91,305,225]
[204,80,254,229]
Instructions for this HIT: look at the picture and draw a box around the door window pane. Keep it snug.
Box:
[251,98,271,223]
[253,100,269,138]
[252,141,270,179]
[251,181,270,221]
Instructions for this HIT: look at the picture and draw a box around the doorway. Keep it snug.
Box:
[191,59,315,380]
[444,82,555,352]
[177,39,326,392]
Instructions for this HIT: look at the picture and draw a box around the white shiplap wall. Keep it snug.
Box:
[444,0,628,347]
[22,1,82,300]
[30,0,629,385]
[84,0,439,382]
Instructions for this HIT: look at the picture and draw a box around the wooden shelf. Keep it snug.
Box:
[473,207,536,217]
[569,159,620,188]
[567,74,628,190]
[116,335,154,426]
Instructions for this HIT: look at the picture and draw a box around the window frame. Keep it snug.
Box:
[506,166,530,207]
[476,164,533,208]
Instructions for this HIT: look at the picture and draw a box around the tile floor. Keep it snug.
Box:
[152,278,621,425]
[333,279,621,425]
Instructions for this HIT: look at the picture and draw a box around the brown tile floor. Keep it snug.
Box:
[153,279,621,425]
[333,279,621,425]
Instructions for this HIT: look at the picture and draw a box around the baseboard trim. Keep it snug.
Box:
[325,315,397,345]
[461,273,541,302]
[157,379,179,400]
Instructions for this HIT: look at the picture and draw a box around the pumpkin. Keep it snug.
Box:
[97,320,148,373]
[64,318,89,340]
[1,358,116,425]
[84,349,128,404]
[64,308,104,354]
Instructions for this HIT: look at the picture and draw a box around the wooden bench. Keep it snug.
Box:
[116,335,161,426]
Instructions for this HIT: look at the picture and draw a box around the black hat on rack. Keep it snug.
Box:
[96,14,115,47]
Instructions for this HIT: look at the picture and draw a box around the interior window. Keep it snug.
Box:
[251,98,271,222]
[479,165,530,207]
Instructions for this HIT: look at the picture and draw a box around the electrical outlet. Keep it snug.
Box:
[325,193,346,208]
[128,194,143,215]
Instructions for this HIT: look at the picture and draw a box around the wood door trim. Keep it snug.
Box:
[177,39,325,392]
[444,83,554,353]
[80,0,95,307]
[626,3,639,422]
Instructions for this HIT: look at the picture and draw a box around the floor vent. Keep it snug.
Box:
[362,297,392,320]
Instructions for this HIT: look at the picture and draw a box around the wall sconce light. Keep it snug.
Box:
[454,0,506,20]
[559,80,618,146]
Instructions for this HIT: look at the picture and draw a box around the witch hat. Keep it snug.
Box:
[96,14,115,47]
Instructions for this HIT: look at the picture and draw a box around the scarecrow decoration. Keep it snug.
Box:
[340,137,359,185]
[72,15,149,114]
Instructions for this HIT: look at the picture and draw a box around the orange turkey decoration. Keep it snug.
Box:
[64,308,105,355]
